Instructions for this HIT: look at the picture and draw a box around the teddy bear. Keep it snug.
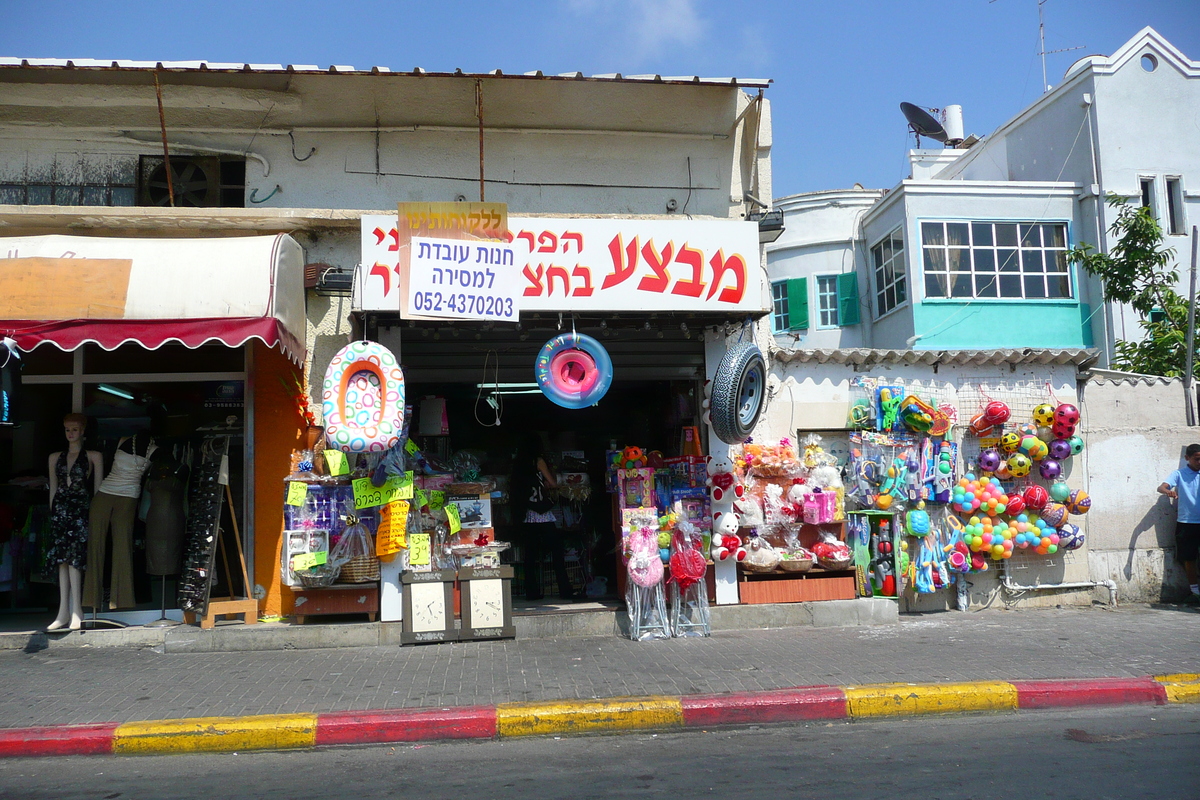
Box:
[706,454,743,505]
[710,510,746,562]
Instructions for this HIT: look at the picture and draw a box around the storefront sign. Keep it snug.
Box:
[406,235,521,322]
[351,472,415,509]
[360,215,763,314]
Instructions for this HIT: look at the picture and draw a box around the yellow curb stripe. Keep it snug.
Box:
[113,714,318,755]
[1154,674,1200,704]
[845,682,1018,718]
[496,696,683,738]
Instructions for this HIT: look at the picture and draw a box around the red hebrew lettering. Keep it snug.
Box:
[561,232,583,253]
[369,262,392,295]
[373,227,400,250]
[571,265,594,296]
[373,227,386,246]
[546,265,570,296]
[637,240,673,294]
[601,234,639,290]
[502,230,514,243]
[517,230,536,252]
[537,231,559,253]
[670,243,706,298]
[523,264,545,296]
[706,250,747,304]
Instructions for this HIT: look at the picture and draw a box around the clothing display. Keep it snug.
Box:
[83,434,156,609]
[45,451,91,569]
[99,444,157,498]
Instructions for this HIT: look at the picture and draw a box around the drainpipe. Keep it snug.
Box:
[999,559,1117,606]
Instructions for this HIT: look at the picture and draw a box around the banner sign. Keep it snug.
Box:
[407,235,520,322]
[360,215,763,314]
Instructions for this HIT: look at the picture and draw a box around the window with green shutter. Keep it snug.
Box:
[837,272,861,326]
[787,277,808,330]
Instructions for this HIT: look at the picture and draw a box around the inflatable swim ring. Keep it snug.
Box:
[535,332,613,409]
[322,340,406,453]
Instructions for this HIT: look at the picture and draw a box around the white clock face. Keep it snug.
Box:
[469,579,504,628]
[409,582,445,632]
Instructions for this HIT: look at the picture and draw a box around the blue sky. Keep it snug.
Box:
[2,1,1197,198]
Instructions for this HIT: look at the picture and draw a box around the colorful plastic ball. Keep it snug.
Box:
[1055,404,1080,427]
[1037,426,1054,443]
[1039,459,1062,480]
[1041,502,1068,528]
[1000,432,1022,454]
[1048,439,1073,461]
[978,449,1002,472]
[1006,496,1026,515]
[1052,420,1076,440]
[1049,481,1071,503]
[1058,523,1085,551]
[1032,404,1056,426]
[995,461,1012,480]
[1021,436,1049,461]
[1069,435,1085,456]
[1066,489,1092,515]
[1018,422,1038,437]
[1006,453,1032,478]
[1023,485,1050,509]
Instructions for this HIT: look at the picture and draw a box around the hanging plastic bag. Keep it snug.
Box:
[330,514,380,582]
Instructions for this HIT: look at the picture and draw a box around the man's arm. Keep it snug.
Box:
[1159,482,1178,499]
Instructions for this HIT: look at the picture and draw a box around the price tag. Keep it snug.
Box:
[323,449,349,476]
[285,482,308,506]
[377,500,410,557]
[414,489,428,509]
[291,550,328,571]
[404,439,420,456]
[352,471,415,509]
[409,533,431,567]
[428,490,446,511]
[445,504,461,535]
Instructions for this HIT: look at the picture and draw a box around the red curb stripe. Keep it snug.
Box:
[681,687,848,727]
[0,723,119,758]
[1013,678,1168,709]
[316,706,497,746]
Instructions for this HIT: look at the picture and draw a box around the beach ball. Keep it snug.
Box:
[1066,489,1092,515]
[1023,484,1050,509]
[1055,404,1080,427]
[1000,432,1022,454]
[1033,404,1056,426]
[1039,459,1062,480]
[978,449,1002,473]
[1007,453,1032,478]
[1041,502,1068,528]
[1069,435,1085,456]
[1048,439,1072,461]
[1058,523,1085,551]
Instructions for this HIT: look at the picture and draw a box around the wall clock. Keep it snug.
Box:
[459,566,515,641]
[400,569,457,644]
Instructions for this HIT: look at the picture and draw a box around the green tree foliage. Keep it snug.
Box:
[1068,195,1188,376]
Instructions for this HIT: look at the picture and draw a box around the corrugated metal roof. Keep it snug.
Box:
[1087,368,1179,386]
[771,347,1099,369]
[0,58,772,88]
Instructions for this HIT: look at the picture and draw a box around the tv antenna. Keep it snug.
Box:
[1037,1,1085,91]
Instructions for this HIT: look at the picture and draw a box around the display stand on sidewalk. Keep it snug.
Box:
[183,481,257,630]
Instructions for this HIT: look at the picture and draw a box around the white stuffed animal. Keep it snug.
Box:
[706,454,743,505]
[710,510,746,562]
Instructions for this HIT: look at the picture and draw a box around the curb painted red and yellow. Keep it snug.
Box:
[1,674,1195,759]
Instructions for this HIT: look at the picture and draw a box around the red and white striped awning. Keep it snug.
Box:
[0,233,305,362]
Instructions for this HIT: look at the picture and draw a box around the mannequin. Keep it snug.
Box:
[45,413,104,631]
[83,432,156,610]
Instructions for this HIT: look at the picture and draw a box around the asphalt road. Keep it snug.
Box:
[1,705,1197,800]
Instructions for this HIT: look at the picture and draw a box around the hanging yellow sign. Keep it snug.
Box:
[445,504,462,535]
[377,500,410,558]
[323,449,349,476]
[285,482,308,506]
[352,472,414,509]
[409,533,431,567]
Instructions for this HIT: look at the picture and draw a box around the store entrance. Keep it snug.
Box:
[407,378,701,602]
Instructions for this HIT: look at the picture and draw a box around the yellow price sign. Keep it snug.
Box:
[445,504,461,535]
[291,550,328,571]
[409,533,431,567]
[352,471,415,509]
[414,489,428,509]
[285,482,308,507]
[404,439,420,456]
[377,500,410,557]
[428,490,446,511]
[323,449,349,476]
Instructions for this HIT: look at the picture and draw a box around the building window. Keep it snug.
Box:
[771,281,790,332]
[816,275,839,328]
[870,228,907,316]
[0,153,137,207]
[1166,178,1186,236]
[921,221,1071,300]
[1140,177,1157,215]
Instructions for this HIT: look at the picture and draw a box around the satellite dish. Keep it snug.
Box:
[900,102,949,144]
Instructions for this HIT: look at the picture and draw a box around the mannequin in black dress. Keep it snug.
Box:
[46,413,104,631]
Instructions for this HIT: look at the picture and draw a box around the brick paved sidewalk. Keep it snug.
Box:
[1,605,1196,730]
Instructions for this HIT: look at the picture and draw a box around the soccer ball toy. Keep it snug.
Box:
[1054,404,1080,427]
[1006,453,1032,478]
[1032,404,1056,426]
[1000,432,1022,454]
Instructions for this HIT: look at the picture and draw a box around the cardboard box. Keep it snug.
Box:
[448,494,492,529]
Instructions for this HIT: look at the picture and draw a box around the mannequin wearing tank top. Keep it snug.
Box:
[84,432,156,610]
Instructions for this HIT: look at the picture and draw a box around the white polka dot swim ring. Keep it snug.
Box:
[322,340,405,453]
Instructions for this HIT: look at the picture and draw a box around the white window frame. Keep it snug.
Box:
[770,280,790,332]
[870,227,907,317]
[920,220,1072,301]
[1166,176,1187,236]
[815,274,840,329]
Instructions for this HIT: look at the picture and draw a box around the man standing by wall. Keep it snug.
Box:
[1157,444,1200,603]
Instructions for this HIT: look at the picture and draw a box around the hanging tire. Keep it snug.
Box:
[710,342,766,444]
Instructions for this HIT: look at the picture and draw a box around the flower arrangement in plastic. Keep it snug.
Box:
[737,439,801,478]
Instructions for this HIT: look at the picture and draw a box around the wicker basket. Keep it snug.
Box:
[337,554,380,583]
[295,564,340,588]
[741,560,781,574]
[778,558,814,573]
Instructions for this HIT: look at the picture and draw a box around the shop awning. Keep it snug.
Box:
[0,233,305,362]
